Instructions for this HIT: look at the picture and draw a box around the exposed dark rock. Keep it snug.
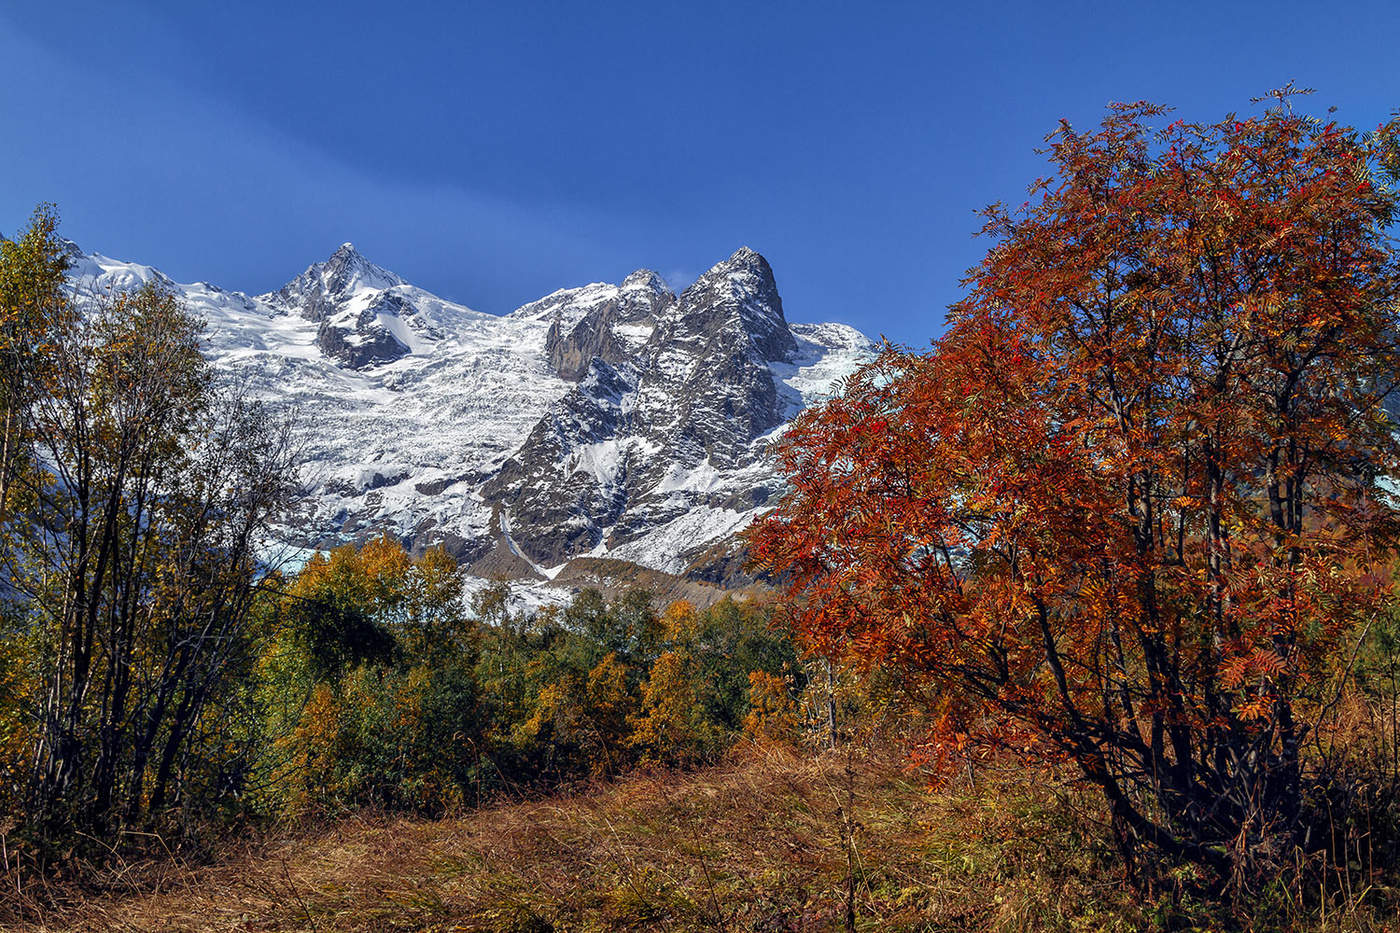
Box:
[483,360,635,565]
[546,305,634,380]
[684,539,761,589]
[432,532,495,564]
[265,243,426,368]
[316,318,409,368]
[482,247,804,576]
[414,476,457,496]
[543,269,674,381]
[366,470,409,490]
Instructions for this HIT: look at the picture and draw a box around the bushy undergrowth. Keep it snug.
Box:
[8,533,1400,929]
[250,537,807,819]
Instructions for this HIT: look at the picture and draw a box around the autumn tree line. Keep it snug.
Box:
[0,213,822,871]
[255,544,808,816]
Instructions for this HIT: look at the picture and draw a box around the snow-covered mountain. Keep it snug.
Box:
[65,241,872,590]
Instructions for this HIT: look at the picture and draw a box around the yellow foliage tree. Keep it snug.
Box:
[517,652,637,778]
[660,599,698,640]
[742,670,799,745]
[584,652,634,776]
[628,649,715,766]
[275,683,344,812]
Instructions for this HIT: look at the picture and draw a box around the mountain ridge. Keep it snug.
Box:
[63,240,874,600]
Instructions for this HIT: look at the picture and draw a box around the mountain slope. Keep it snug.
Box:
[64,242,872,586]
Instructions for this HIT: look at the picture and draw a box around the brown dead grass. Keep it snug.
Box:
[4,741,1144,932]
[12,742,1392,932]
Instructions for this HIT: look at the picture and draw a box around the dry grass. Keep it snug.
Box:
[6,743,1396,932]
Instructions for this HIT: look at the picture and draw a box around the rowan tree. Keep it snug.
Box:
[750,96,1400,885]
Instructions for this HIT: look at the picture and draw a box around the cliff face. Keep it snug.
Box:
[482,248,812,574]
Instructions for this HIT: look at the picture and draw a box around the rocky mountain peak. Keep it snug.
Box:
[264,242,404,320]
[621,268,669,294]
[615,269,674,323]
[57,237,88,263]
[654,247,796,364]
[725,244,761,265]
[483,246,868,576]
[313,242,404,297]
[256,243,450,370]
[539,269,675,381]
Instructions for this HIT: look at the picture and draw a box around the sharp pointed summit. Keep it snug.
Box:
[266,242,406,317]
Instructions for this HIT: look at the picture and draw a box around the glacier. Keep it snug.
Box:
[64,239,873,603]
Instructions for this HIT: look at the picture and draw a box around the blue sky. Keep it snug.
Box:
[1,1,1397,345]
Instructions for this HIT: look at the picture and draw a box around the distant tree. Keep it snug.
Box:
[278,539,411,683]
[743,670,800,744]
[629,649,716,766]
[662,597,800,733]
[514,651,638,779]
[0,206,71,822]
[582,651,635,773]
[751,97,1400,884]
[260,537,484,814]
[566,587,663,667]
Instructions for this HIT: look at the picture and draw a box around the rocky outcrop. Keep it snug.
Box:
[482,359,636,564]
[316,319,408,368]
[543,269,674,380]
[482,247,821,573]
[546,308,633,381]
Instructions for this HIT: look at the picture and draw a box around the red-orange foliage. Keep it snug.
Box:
[750,98,1400,880]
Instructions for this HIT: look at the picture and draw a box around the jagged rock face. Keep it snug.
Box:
[482,247,835,575]
[543,270,674,380]
[632,248,794,468]
[482,360,637,565]
[64,241,874,587]
[659,247,796,362]
[546,311,616,381]
[269,242,404,321]
[316,317,407,369]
